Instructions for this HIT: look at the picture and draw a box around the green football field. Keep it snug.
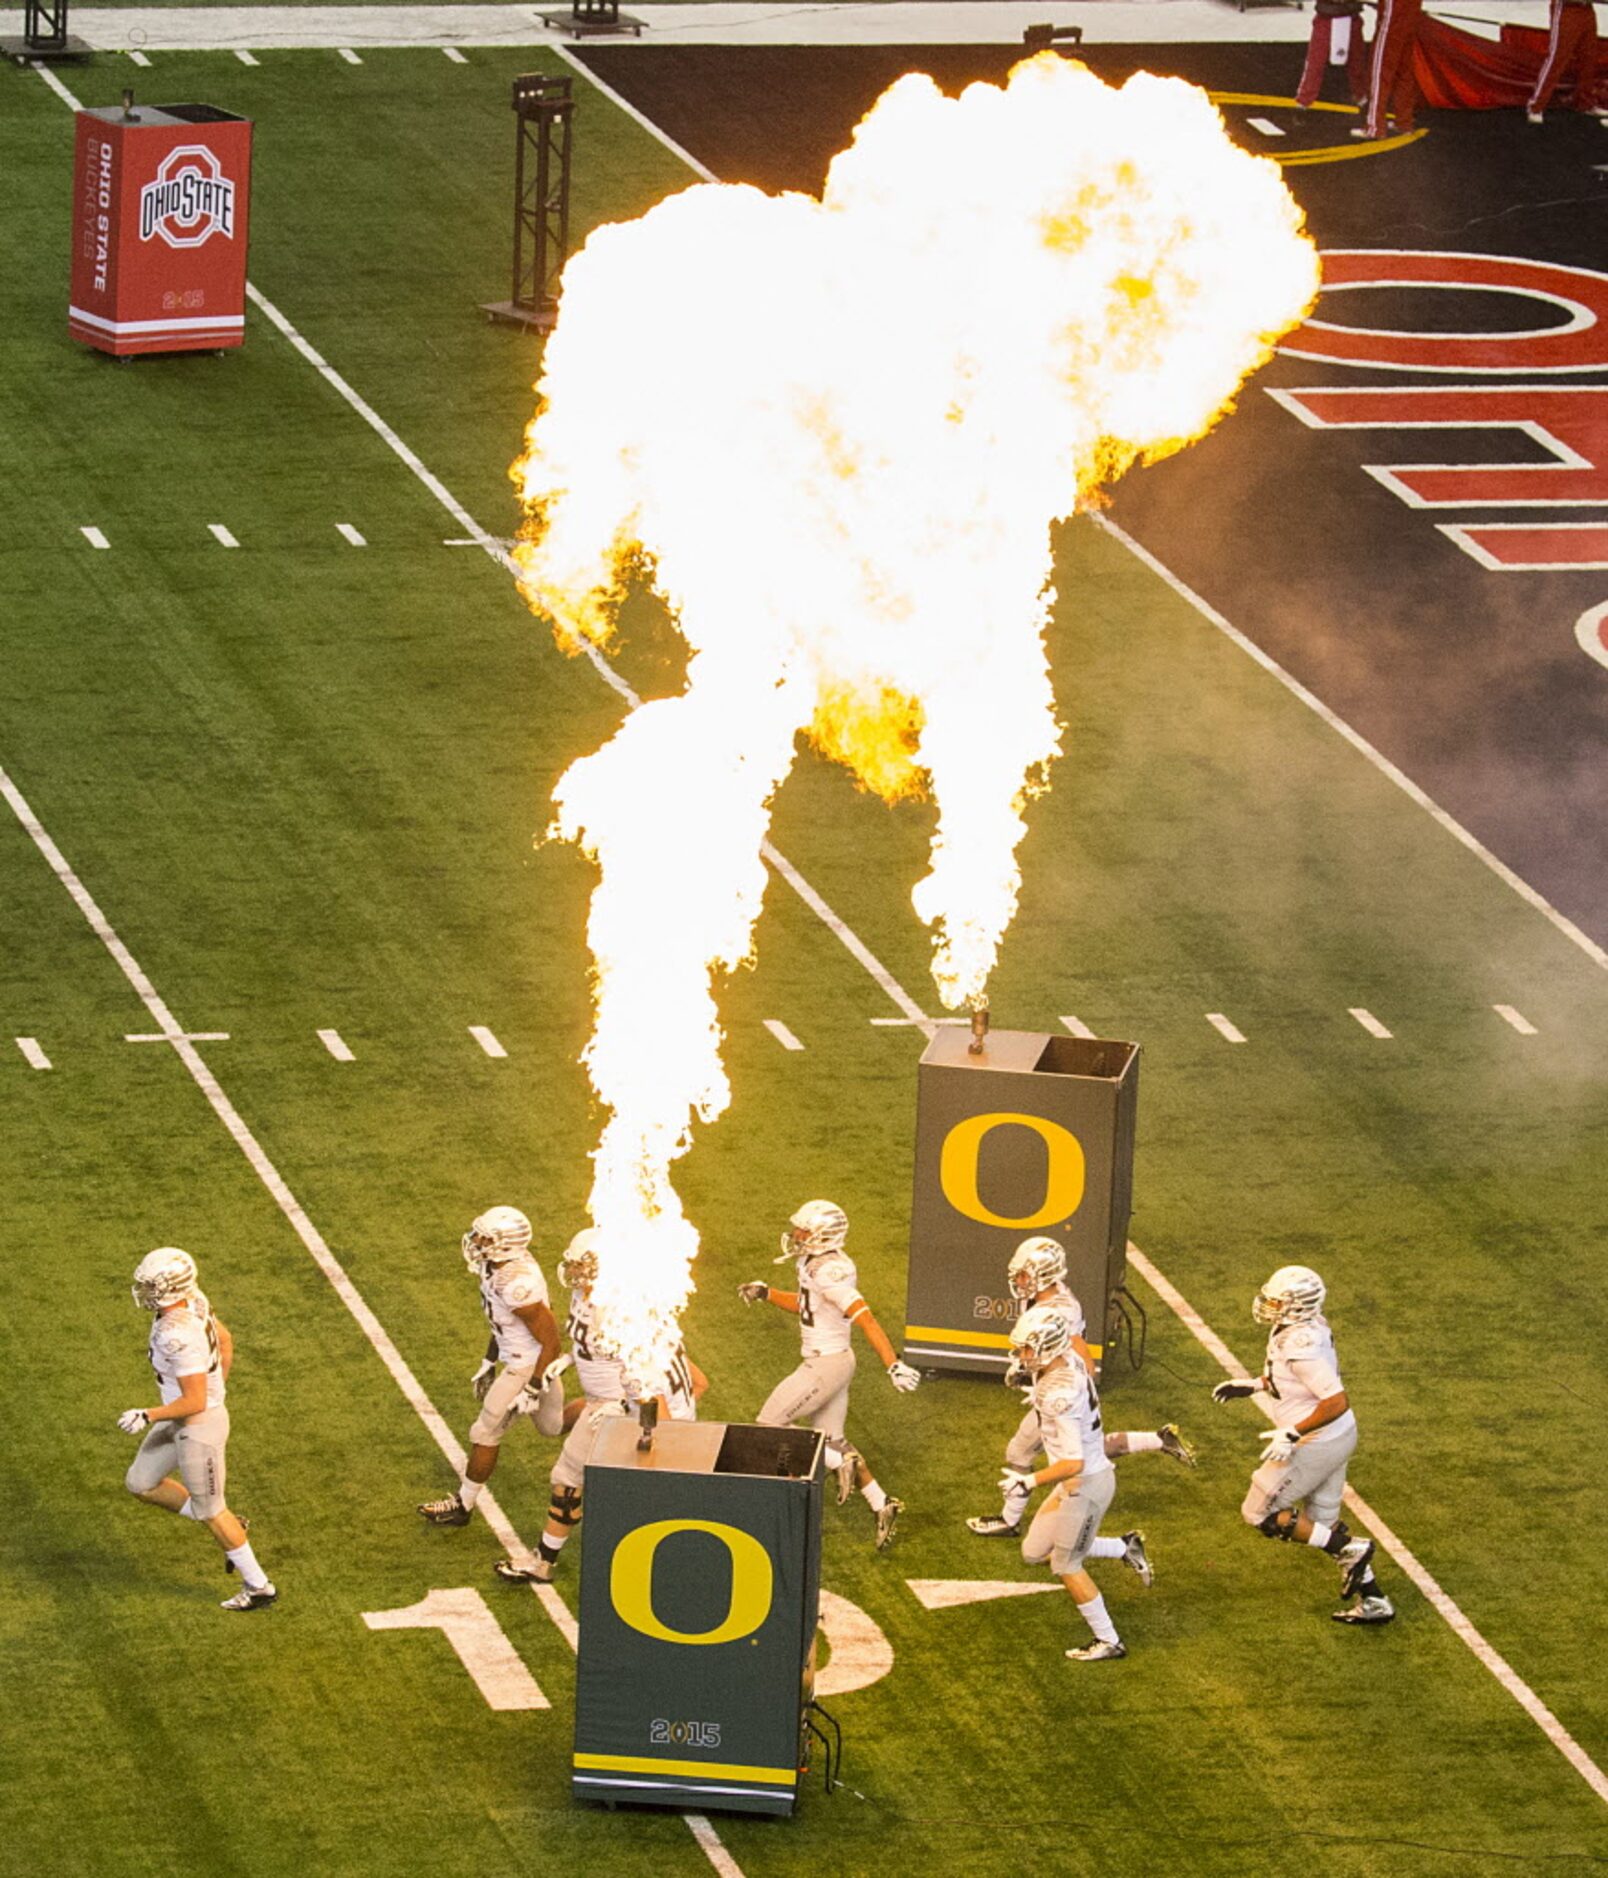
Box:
[2,38,1606,1878]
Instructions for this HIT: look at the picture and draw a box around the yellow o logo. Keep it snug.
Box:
[609,1519,774,1646]
[940,1112,1085,1229]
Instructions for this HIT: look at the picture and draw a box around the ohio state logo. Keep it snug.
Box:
[139,145,235,249]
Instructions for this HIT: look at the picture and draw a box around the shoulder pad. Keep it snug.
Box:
[811,1253,856,1290]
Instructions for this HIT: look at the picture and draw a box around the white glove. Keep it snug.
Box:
[117,1409,150,1435]
[1259,1426,1302,1461]
[1212,1377,1262,1403]
[542,1352,572,1385]
[998,1467,1036,1496]
[471,1359,497,1402]
[737,1281,769,1306]
[887,1360,921,1393]
[1003,1355,1029,1388]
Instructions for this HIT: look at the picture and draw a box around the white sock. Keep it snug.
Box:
[459,1479,483,1511]
[1001,1484,1031,1525]
[1086,1536,1127,1561]
[177,1497,201,1520]
[1306,1522,1332,1550]
[823,1445,846,1471]
[1126,1431,1163,1453]
[1076,1594,1119,1645]
[862,1481,888,1513]
[225,1542,269,1591]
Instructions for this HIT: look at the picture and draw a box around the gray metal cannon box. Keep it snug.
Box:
[905,1026,1138,1377]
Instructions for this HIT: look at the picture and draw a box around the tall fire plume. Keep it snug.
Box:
[512,54,1318,1375]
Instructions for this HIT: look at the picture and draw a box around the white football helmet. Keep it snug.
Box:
[1252,1265,1326,1327]
[775,1199,849,1265]
[462,1205,534,1271]
[559,1228,600,1293]
[131,1247,200,1312]
[1008,1304,1076,1373]
[1007,1236,1067,1300]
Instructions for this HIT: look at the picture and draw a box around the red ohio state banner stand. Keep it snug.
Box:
[69,102,252,357]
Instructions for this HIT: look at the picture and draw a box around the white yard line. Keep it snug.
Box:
[1095,515,1608,975]
[318,1027,356,1061]
[209,523,240,549]
[80,526,110,550]
[1348,1006,1393,1038]
[1246,116,1284,136]
[15,1037,52,1070]
[468,1024,508,1059]
[336,522,367,547]
[0,760,558,1660]
[128,47,150,65]
[763,1018,804,1051]
[443,44,467,61]
[1059,1014,1096,1039]
[26,53,1604,1814]
[1206,1011,1247,1043]
[1494,1003,1538,1035]
[236,48,259,63]
[338,45,362,61]
[551,41,719,181]
[1124,1241,1608,1807]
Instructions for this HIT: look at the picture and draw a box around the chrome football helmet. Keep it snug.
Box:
[131,1247,200,1312]
[1008,1304,1077,1372]
[1252,1265,1326,1327]
[462,1205,534,1271]
[775,1199,849,1265]
[559,1228,600,1293]
[1007,1236,1067,1301]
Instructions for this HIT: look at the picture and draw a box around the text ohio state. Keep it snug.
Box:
[139,169,235,242]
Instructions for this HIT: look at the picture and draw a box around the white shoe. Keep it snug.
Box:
[1332,1594,1395,1626]
[494,1555,554,1584]
[1337,1536,1376,1599]
[1121,1530,1153,1587]
[965,1513,1021,1538]
[836,1453,858,1506]
[874,1498,903,1551]
[221,1583,277,1611]
[1066,1637,1126,1662]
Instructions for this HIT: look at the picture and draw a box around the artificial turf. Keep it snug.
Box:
[0,39,1604,1878]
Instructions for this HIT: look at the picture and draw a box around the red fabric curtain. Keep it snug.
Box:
[1410,12,1604,109]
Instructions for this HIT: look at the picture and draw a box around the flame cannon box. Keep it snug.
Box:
[906,1026,1139,1377]
[574,1418,824,1816]
[69,103,252,357]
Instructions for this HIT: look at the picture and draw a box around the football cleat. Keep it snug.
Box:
[874,1497,903,1551]
[417,1493,472,1526]
[220,1584,277,1612]
[224,1515,252,1574]
[494,1555,554,1584]
[1157,1424,1197,1467]
[965,1513,1021,1538]
[836,1453,858,1506]
[1121,1530,1154,1587]
[1337,1536,1376,1599]
[1065,1638,1126,1662]
[1333,1594,1395,1626]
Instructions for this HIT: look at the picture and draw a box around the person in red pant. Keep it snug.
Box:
[1527,0,1606,123]
[1298,0,1370,110]
[1353,0,1424,138]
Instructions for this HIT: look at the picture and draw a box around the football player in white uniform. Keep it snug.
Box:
[418,1206,562,1528]
[969,1236,1196,1538]
[738,1200,920,1551]
[1212,1265,1392,1624]
[118,1248,277,1611]
[494,1229,708,1585]
[1005,1304,1150,1661]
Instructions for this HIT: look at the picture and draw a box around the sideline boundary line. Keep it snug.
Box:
[28,57,743,1878]
[28,55,1608,1817]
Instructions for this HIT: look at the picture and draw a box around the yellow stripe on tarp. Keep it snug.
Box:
[573,1752,797,1787]
[906,1325,1103,1358]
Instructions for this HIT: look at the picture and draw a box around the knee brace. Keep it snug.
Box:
[1256,1508,1298,1541]
[548,1485,583,1527]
